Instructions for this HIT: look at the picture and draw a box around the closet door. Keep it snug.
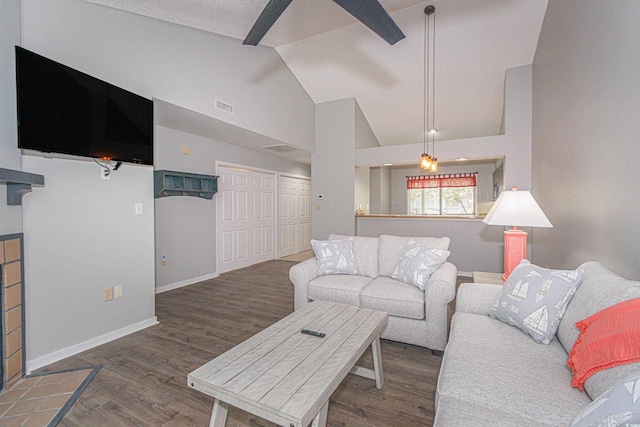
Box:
[218,166,275,273]
[279,176,312,257]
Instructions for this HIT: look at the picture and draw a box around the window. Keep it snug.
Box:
[407,173,477,216]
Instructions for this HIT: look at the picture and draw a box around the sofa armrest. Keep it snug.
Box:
[426,261,458,304]
[424,261,457,351]
[456,282,502,315]
[289,257,319,311]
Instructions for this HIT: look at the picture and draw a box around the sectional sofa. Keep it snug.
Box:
[435,261,640,426]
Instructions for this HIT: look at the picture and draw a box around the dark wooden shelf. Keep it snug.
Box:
[0,168,45,205]
[154,170,218,200]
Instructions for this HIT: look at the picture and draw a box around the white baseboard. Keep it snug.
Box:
[26,317,158,373]
[155,272,219,294]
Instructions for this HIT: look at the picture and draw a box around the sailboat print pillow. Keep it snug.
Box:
[570,368,640,427]
[391,240,450,291]
[489,260,585,344]
[311,239,358,276]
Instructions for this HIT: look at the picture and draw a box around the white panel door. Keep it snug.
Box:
[279,176,312,257]
[219,166,276,273]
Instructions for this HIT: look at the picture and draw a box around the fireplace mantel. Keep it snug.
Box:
[0,168,44,206]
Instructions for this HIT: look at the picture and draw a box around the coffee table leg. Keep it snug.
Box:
[210,399,228,427]
[372,335,384,389]
[311,400,329,427]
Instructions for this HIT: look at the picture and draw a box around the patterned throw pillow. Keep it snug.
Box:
[489,260,584,344]
[570,369,640,426]
[311,239,358,276]
[391,239,450,291]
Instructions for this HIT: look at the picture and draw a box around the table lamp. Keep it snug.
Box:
[483,187,553,281]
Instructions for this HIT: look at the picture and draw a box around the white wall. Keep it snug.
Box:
[356,217,504,274]
[311,98,379,239]
[532,0,640,278]
[354,102,380,149]
[19,0,315,152]
[370,166,392,215]
[379,166,392,214]
[356,66,533,192]
[313,99,357,239]
[354,167,370,214]
[154,126,310,291]
[18,0,315,366]
[22,156,156,368]
[313,97,382,239]
[360,162,506,273]
[0,0,23,235]
[352,66,533,273]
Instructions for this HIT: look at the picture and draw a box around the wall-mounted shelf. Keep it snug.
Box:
[0,168,45,206]
[154,170,218,200]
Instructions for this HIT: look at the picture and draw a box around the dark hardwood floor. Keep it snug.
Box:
[38,260,446,426]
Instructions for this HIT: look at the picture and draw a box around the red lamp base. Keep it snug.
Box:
[502,228,528,281]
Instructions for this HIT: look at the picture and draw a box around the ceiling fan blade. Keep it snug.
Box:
[243,0,293,46]
[333,0,405,45]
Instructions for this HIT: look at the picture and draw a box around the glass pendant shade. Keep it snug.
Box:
[420,153,432,170]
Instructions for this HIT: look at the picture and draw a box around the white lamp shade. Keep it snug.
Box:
[483,188,553,228]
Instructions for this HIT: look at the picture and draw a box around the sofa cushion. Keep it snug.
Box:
[557,261,640,399]
[570,368,640,427]
[437,312,591,426]
[558,261,640,353]
[311,239,357,276]
[435,396,553,427]
[329,234,379,278]
[360,277,425,320]
[307,275,373,306]
[378,235,450,277]
[488,260,584,344]
[391,240,450,291]
[583,362,640,402]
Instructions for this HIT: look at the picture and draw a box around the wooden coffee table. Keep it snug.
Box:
[188,301,389,427]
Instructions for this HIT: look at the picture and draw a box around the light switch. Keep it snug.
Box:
[135,203,143,215]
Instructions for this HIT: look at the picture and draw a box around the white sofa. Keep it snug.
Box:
[434,261,640,426]
[289,234,458,353]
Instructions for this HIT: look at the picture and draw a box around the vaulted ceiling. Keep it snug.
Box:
[83,0,548,151]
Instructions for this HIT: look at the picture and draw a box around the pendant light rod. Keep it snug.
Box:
[422,5,429,161]
[430,5,436,161]
[421,5,437,171]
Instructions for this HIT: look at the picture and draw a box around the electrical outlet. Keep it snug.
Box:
[101,168,110,180]
[114,285,123,299]
[161,255,167,267]
[103,287,113,301]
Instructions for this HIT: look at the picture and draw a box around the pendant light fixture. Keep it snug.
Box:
[420,5,438,172]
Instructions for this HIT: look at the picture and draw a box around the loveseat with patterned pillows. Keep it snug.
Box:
[289,234,458,353]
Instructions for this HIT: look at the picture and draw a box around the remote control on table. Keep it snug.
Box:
[301,329,326,338]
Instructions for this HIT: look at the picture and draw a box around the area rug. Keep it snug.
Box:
[0,366,101,426]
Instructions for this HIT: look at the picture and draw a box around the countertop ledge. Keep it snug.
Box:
[356,214,486,220]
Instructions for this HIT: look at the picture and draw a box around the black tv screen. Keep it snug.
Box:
[15,46,153,165]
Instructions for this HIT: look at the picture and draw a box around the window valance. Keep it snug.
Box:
[406,173,477,189]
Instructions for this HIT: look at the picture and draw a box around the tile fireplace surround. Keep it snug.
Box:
[0,234,26,391]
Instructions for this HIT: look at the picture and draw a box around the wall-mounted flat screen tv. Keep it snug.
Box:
[15,46,153,165]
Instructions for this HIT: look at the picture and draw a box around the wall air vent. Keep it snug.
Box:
[215,98,234,115]
[262,144,298,153]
